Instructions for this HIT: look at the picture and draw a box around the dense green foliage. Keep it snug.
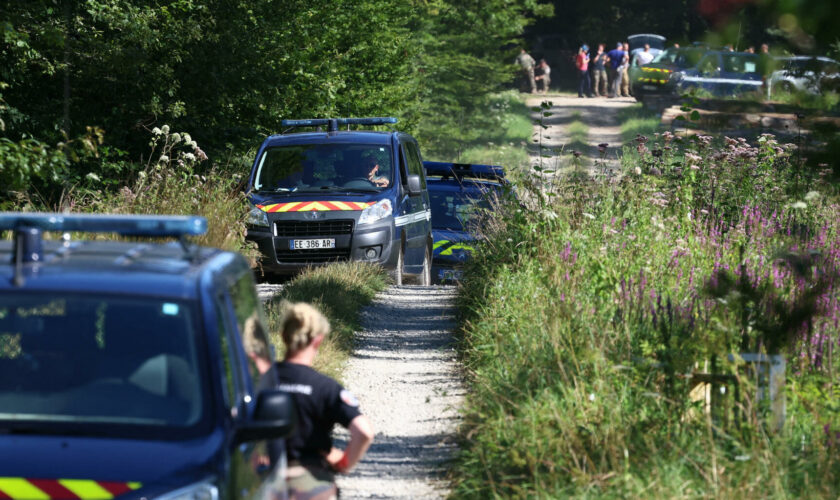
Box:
[453,131,840,497]
[0,0,549,205]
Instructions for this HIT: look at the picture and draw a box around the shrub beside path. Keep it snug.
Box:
[336,285,463,499]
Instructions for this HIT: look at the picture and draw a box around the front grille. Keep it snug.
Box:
[274,220,354,237]
[275,248,351,263]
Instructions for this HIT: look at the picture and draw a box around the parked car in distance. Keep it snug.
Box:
[246,117,433,286]
[677,50,763,97]
[423,161,507,283]
[0,213,294,500]
[630,45,707,101]
[768,55,840,96]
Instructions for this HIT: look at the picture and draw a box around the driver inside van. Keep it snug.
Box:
[363,156,389,187]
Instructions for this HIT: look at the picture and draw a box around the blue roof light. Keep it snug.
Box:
[281,117,398,127]
[0,213,207,237]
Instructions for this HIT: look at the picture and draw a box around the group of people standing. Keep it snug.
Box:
[577,41,649,98]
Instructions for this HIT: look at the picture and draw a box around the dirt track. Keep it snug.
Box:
[526,94,636,171]
[335,285,463,499]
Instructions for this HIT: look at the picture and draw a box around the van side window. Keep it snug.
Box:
[228,272,273,390]
[215,295,243,415]
[405,142,427,189]
[398,143,409,188]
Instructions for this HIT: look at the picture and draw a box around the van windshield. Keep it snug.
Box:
[254,143,393,193]
[0,294,207,437]
[429,190,493,231]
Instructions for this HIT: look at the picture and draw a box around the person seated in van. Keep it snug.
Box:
[363,156,389,187]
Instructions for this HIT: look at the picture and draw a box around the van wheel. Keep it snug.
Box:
[391,244,404,286]
[420,244,431,286]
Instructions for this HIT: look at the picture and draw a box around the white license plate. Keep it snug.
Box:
[438,269,464,281]
[642,85,658,91]
[290,238,335,250]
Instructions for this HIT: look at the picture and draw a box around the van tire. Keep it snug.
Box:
[392,244,404,286]
[420,244,431,286]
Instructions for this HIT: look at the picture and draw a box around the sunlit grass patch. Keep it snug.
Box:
[424,91,532,171]
[263,262,387,381]
[618,104,662,143]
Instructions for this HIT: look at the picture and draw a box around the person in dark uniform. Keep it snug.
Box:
[275,303,375,500]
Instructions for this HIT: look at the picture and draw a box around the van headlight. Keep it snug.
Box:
[358,199,393,225]
[247,206,269,227]
[155,480,218,500]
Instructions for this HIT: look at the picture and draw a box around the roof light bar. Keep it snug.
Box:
[280,117,398,133]
[0,213,208,237]
[281,117,398,127]
[423,161,506,181]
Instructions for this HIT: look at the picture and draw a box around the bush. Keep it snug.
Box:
[452,132,840,497]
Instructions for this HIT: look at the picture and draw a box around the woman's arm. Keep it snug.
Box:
[327,415,375,473]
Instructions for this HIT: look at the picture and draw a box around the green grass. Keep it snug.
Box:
[618,104,662,143]
[424,90,532,170]
[262,262,387,381]
[567,111,589,149]
[451,130,840,498]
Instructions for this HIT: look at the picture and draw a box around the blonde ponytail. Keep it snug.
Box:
[281,302,330,354]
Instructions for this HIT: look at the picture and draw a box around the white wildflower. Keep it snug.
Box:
[161,125,170,134]
[159,155,169,163]
[588,393,596,402]
[171,133,181,143]
[790,201,807,210]
[85,173,101,182]
[184,152,196,161]
[182,133,191,143]
[582,212,595,219]
[804,191,820,201]
[634,166,642,175]
[152,127,162,135]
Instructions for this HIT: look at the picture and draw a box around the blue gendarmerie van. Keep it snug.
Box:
[0,213,294,500]
[245,117,433,285]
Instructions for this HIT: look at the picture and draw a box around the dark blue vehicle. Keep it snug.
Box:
[677,50,763,96]
[246,118,432,286]
[0,213,294,500]
[423,162,507,283]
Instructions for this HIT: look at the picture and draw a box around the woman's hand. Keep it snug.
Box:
[325,447,344,465]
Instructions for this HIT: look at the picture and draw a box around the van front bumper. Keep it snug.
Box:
[246,216,398,276]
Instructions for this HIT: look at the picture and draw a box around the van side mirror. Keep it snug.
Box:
[407,174,423,196]
[235,390,296,443]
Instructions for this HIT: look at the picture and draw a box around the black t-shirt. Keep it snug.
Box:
[275,361,362,461]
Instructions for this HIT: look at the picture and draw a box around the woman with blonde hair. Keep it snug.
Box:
[275,303,374,500]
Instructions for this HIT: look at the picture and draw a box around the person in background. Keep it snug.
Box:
[275,303,375,500]
[758,43,775,98]
[745,46,756,54]
[534,58,551,94]
[516,48,537,94]
[620,42,632,97]
[634,43,654,66]
[591,44,608,97]
[606,42,625,98]
[576,44,591,98]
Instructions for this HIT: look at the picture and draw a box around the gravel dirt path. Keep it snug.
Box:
[527,94,636,172]
[335,285,463,499]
